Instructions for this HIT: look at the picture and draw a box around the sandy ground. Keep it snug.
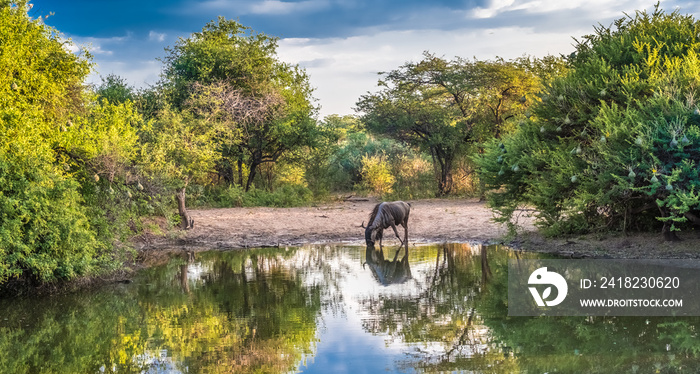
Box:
[172,198,536,249]
[134,198,538,251]
[135,197,700,260]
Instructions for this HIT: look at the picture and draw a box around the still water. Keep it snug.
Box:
[0,244,699,373]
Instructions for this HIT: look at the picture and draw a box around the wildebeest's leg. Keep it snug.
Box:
[378,229,384,250]
[401,221,408,250]
[389,223,403,246]
[402,206,410,252]
[392,246,401,262]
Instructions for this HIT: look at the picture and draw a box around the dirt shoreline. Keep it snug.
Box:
[137,198,700,260]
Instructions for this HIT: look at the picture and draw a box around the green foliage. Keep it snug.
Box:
[0,150,99,283]
[95,74,134,105]
[0,247,321,373]
[302,115,357,194]
[160,17,279,108]
[161,17,317,192]
[477,7,700,238]
[0,2,103,283]
[0,2,157,286]
[303,115,435,198]
[385,153,436,200]
[360,154,395,196]
[190,184,313,208]
[138,106,218,188]
[328,131,404,190]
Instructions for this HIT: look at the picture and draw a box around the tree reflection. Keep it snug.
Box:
[0,247,322,374]
[357,243,700,373]
[2,245,700,373]
[359,244,489,360]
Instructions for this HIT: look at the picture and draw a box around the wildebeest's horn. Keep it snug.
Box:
[360,221,366,229]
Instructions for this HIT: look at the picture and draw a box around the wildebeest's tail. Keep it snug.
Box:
[367,203,381,226]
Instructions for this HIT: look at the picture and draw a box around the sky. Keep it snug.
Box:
[33,0,700,118]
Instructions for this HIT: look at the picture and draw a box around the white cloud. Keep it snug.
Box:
[276,0,697,118]
[148,30,166,42]
[471,0,661,19]
[250,0,328,15]
[67,34,131,56]
[278,26,579,118]
[471,0,516,19]
[87,60,161,88]
[191,0,328,15]
[76,0,698,120]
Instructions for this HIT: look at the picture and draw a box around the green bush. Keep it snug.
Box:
[0,2,103,283]
[387,154,435,200]
[206,184,314,208]
[307,122,437,197]
[245,185,314,207]
[214,184,246,207]
[0,148,100,283]
[476,7,700,239]
[360,154,395,196]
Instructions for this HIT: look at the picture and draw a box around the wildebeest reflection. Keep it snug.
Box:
[361,201,410,251]
[363,246,412,286]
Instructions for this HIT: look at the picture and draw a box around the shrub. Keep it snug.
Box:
[360,154,395,196]
[476,7,700,239]
[0,148,100,283]
[210,184,313,208]
[387,154,435,200]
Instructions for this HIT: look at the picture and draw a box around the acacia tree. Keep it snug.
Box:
[159,17,317,191]
[356,52,540,196]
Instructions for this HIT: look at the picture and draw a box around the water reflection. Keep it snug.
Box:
[0,244,698,373]
[363,247,412,285]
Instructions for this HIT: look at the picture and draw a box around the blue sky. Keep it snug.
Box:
[34,0,699,117]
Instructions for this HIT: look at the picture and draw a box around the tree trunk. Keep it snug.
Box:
[237,153,244,187]
[245,161,259,192]
[662,221,680,241]
[436,155,453,197]
[480,244,492,284]
[176,187,193,230]
[429,147,454,197]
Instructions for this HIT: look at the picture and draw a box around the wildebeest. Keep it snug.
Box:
[361,201,411,251]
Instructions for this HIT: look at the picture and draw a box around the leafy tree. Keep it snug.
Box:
[159,17,318,192]
[159,17,279,109]
[357,52,541,196]
[186,79,317,192]
[95,74,134,105]
[301,115,351,195]
[477,7,700,239]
